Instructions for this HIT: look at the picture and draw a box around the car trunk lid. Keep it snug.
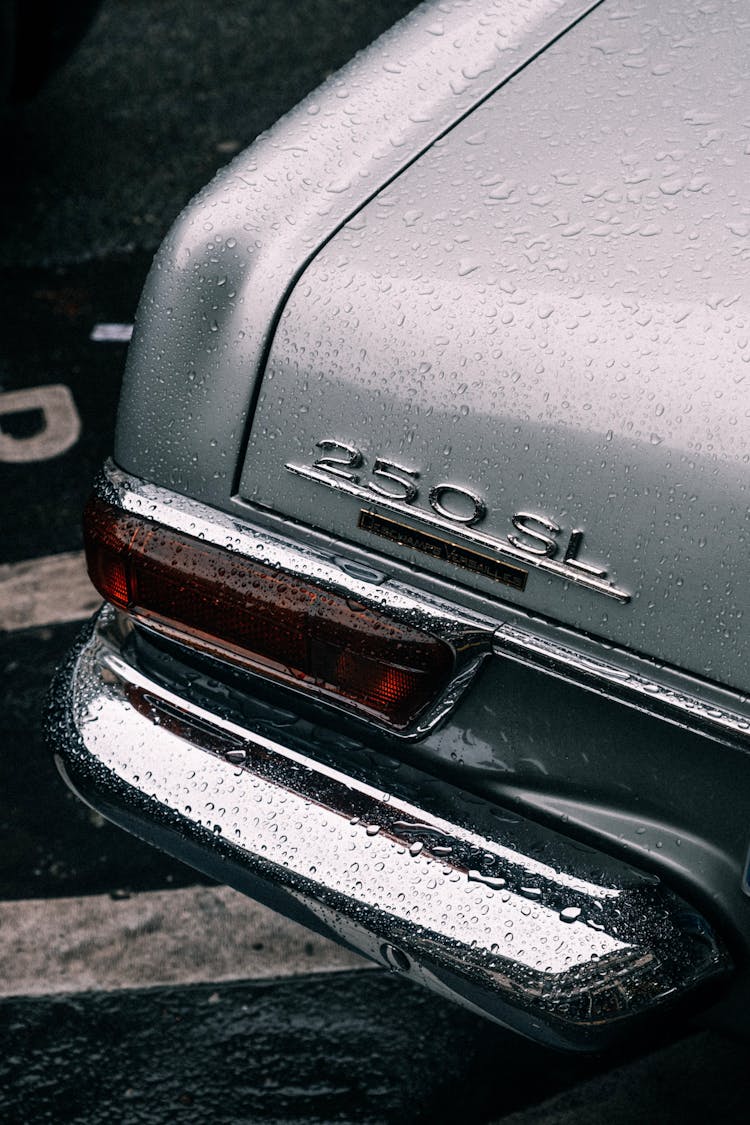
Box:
[239,0,749,691]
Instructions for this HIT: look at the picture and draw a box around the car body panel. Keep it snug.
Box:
[240,0,749,687]
[115,0,602,497]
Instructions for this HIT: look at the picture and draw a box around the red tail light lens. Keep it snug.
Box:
[84,496,454,729]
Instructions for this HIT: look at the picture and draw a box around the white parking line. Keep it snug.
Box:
[0,551,100,632]
[90,323,133,342]
[0,886,371,997]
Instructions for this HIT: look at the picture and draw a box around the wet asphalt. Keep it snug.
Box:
[0,2,748,1122]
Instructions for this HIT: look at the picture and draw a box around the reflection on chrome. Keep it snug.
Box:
[50,607,730,1051]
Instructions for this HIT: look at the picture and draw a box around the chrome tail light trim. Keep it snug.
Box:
[96,462,494,739]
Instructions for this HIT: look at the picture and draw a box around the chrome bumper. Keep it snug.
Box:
[49,607,731,1051]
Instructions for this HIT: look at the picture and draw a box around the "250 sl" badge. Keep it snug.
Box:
[286,440,630,603]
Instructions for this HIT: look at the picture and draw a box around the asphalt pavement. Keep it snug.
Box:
[0,2,747,1122]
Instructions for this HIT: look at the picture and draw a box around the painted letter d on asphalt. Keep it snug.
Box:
[0,385,81,463]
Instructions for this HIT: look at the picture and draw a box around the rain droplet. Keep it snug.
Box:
[560,906,582,923]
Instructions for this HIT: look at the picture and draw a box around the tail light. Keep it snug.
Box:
[83,496,454,730]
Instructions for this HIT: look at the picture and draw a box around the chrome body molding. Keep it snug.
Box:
[50,606,730,1051]
[285,462,631,603]
[98,463,750,750]
[492,625,750,752]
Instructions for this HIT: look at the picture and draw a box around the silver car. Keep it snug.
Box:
[49,0,749,1050]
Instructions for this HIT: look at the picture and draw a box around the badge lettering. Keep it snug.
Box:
[286,443,630,603]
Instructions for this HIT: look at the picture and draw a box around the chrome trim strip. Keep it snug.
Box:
[493,623,750,750]
[51,607,730,1051]
[98,462,750,749]
[285,462,631,603]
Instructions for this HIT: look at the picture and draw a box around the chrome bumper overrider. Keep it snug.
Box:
[50,608,731,1051]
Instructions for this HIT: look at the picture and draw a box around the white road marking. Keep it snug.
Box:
[0,886,371,997]
[0,551,100,632]
[0,385,80,463]
[90,323,133,342]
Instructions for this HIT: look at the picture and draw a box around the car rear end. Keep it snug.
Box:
[48,0,750,1049]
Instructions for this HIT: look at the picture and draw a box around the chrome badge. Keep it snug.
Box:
[286,440,630,603]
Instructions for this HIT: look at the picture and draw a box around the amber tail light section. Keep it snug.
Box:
[83,496,454,729]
